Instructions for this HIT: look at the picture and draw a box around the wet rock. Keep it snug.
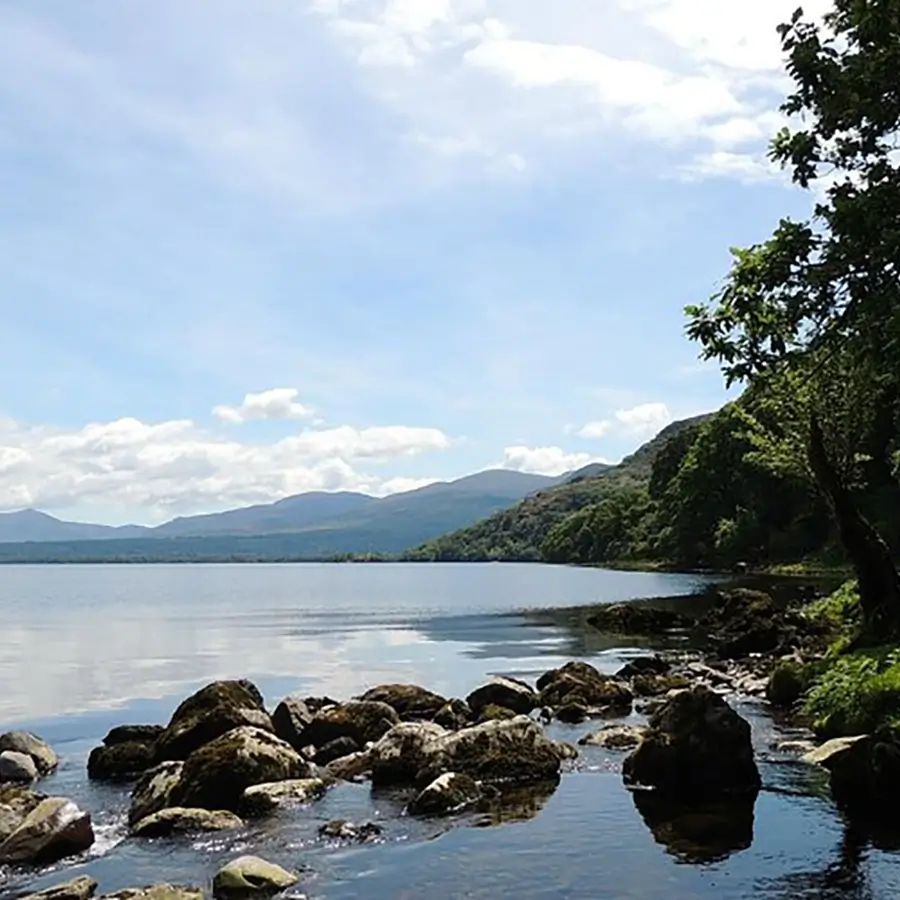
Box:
[419,715,562,786]
[587,604,691,635]
[103,725,164,747]
[579,725,648,750]
[212,856,298,898]
[314,736,359,766]
[318,819,382,842]
[323,750,372,782]
[537,661,633,714]
[766,661,807,708]
[466,677,537,716]
[369,722,447,786]
[631,674,691,698]
[555,742,579,761]
[172,726,311,812]
[0,797,94,864]
[0,732,58,777]
[240,778,329,817]
[132,807,244,837]
[128,761,184,827]
[775,739,817,754]
[299,700,400,750]
[1,750,38,782]
[554,703,588,724]
[88,742,155,782]
[623,686,761,797]
[433,699,471,731]
[476,704,518,724]
[359,684,447,722]
[801,735,867,766]
[154,680,272,762]
[303,696,339,714]
[616,656,671,679]
[21,875,98,900]
[0,785,45,841]
[409,772,481,816]
[100,887,202,900]
[271,695,313,752]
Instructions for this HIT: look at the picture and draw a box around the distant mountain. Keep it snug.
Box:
[0,509,149,544]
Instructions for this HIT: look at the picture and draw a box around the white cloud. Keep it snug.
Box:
[0,414,452,522]
[501,445,602,477]
[376,475,440,495]
[578,421,611,439]
[678,150,780,183]
[213,388,315,424]
[614,402,672,436]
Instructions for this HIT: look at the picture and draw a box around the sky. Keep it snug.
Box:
[0,0,825,526]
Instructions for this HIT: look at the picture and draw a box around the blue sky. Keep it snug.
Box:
[0,0,822,525]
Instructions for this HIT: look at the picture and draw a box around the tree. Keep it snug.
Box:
[686,0,900,634]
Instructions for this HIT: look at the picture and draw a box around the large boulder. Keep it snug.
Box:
[21,876,98,900]
[298,700,400,749]
[240,778,329,817]
[467,677,537,716]
[103,725,165,747]
[359,684,448,721]
[212,856,298,898]
[172,726,311,812]
[536,661,632,714]
[88,742,155,782]
[623,686,761,797]
[270,694,313,751]
[314,736,359,765]
[323,750,372,782]
[370,722,447,786]
[101,887,203,900]
[0,785,45,841]
[154,680,272,762]
[1,750,38,782]
[131,807,243,838]
[0,732,58,777]
[128,761,184,827]
[408,772,482,816]
[0,797,94,864]
[433,699,471,731]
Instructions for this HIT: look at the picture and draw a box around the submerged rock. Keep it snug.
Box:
[100,888,202,900]
[0,732,58,777]
[298,700,400,749]
[172,726,311,812]
[318,819,382,842]
[0,785,45,841]
[0,797,94,864]
[240,778,329,817]
[370,722,447,786]
[579,725,648,750]
[1,750,38,782]
[466,677,537,716]
[128,761,184,827]
[271,695,313,752]
[88,742,155,782]
[212,856,298,897]
[623,686,760,797]
[21,875,98,900]
[131,807,244,837]
[587,604,691,635]
[154,680,272,762]
[359,684,448,722]
[409,772,482,816]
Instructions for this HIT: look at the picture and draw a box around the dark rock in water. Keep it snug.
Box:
[632,788,756,863]
[0,732,58,777]
[631,674,691,698]
[766,661,807,708]
[537,661,633,714]
[370,723,447,786]
[587,604,692,635]
[623,686,760,797]
[213,856,298,897]
[0,796,94,864]
[154,680,272,762]
[1,750,38,782]
[103,725,164,747]
[131,807,243,838]
[359,684,448,721]
[128,761,184,827]
[101,887,203,900]
[616,656,671,679]
[271,695,313,752]
[298,700,400,749]
[88,742,155,782]
[433,699,471,731]
[467,677,537,716]
[318,819,382,842]
[409,772,481,816]
[476,704,518,724]
[0,786,46,841]
[314,736,360,765]
[172,726,311,813]
[240,778,329,817]
[20,875,98,900]
[554,703,588,724]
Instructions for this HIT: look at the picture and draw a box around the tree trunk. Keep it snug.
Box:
[808,415,900,636]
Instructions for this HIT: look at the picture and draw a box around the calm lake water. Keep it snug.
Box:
[2,562,899,899]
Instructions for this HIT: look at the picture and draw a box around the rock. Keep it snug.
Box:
[0,732,58,777]
[766,662,807,708]
[303,696,339,713]
[128,761,184,827]
[240,778,329,817]
[172,726,311,812]
[408,772,482,816]
[212,856,298,898]
[555,742,579,761]
[419,715,562,786]
[20,875,98,900]
[0,750,38,782]
[88,742,155,782]
[801,735,868,766]
[370,722,447,786]
[0,785,45,841]
[323,750,372,782]
[132,807,244,837]
[314,736,359,765]
[271,694,313,752]
[537,661,633,714]
[631,674,691,698]
[0,797,94,864]
[579,725,648,750]
[467,677,537,716]
[154,680,272,761]
[298,700,400,749]
[100,887,203,900]
[616,656,671,679]
[103,725,164,747]
[359,684,447,721]
[775,739,817,754]
[554,703,588,724]
[623,686,761,797]
[318,819,382,842]
[476,704,518,724]
[587,604,692,635]
[433,699,471,731]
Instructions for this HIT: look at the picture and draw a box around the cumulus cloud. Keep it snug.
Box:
[578,421,611,439]
[578,402,673,440]
[0,414,452,521]
[501,445,603,477]
[213,388,314,424]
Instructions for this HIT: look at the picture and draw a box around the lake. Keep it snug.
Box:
[2,562,899,899]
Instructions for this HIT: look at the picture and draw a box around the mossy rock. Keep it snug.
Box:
[766,662,808,708]
[88,742,155,782]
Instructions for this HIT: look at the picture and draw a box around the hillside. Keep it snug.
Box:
[403,415,711,562]
[0,509,149,543]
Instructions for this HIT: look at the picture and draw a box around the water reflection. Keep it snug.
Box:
[631,788,757,864]
[475,779,561,828]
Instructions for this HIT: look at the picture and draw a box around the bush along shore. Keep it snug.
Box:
[0,582,895,897]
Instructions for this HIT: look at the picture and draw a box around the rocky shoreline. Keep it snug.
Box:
[0,586,889,899]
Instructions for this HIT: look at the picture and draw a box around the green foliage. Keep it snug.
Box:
[803,580,861,629]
